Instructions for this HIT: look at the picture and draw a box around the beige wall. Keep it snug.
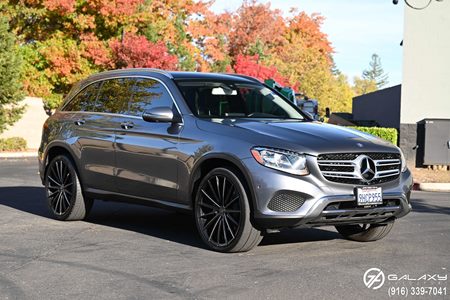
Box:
[0,97,48,150]
[401,0,450,124]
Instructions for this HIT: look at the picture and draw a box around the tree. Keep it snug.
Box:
[266,11,351,115]
[228,0,286,58]
[1,0,354,116]
[231,54,291,86]
[362,53,389,89]
[109,33,178,69]
[353,76,377,96]
[0,16,24,133]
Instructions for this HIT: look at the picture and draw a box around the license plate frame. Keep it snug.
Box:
[356,187,383,206]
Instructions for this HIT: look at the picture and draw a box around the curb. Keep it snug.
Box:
[418,183,450,193]
[0,152,38,158]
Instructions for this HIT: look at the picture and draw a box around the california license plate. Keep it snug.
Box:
[356,187,383,206]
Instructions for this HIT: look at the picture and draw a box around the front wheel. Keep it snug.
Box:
[194,167,262,252]
[44,155,93,221]
[335,222,394,242]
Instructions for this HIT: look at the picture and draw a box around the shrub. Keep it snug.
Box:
[0,137,27,151]
[350,126,398,145]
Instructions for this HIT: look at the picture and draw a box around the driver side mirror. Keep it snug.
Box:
[142,107,181,123]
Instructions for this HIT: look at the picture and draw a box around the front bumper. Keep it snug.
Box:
[241,156,413,230]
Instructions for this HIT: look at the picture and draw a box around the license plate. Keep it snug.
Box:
[356,187,382,206]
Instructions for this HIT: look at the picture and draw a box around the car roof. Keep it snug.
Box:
[86,68,261,84]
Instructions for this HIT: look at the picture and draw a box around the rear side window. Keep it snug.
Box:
[127,78,174,116]
[95,78,134,114]
[63,82,100,112]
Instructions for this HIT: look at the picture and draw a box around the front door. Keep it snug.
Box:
[114,78,181,203]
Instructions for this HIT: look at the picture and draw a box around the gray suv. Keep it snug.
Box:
[39,69,413,252]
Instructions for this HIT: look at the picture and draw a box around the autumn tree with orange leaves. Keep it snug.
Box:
[1,0,353,114]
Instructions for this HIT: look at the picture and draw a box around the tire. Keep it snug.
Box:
[44,155,93,221]
[194,167,262,252]
[335,222,394,242]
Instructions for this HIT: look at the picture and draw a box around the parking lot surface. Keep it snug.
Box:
[0,159,449,299]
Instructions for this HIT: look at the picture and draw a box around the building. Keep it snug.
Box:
[335,1,450,167]
[400,0,450,165]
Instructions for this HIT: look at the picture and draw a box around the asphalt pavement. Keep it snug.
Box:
[0,158,449,299]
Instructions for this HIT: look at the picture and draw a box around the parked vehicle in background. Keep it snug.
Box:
[296,94,320,121]
[264,78,296,103]
[39,68,413,252]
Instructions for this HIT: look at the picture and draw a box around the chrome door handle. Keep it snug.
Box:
[120,122,134,130]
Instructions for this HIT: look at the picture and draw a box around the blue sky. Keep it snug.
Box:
[211,0,404,86]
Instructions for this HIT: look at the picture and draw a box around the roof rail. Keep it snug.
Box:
[224,73,262,83]
[94,68,174,79]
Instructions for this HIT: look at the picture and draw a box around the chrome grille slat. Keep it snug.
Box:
[317,161,355,166]
[317,152,401,185]
[377,169,400,175]
[375,159,401,166]
[322,174,358,179]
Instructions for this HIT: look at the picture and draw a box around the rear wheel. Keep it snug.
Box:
[194,167,262,252]
[45,155,93,221]
[335,222,394,242]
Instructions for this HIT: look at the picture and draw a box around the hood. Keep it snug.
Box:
[217,119,397,155]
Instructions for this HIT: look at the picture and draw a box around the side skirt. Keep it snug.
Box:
[84,188,192,213]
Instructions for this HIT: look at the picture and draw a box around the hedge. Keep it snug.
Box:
[350,127,398,145]
[0,137,27,151]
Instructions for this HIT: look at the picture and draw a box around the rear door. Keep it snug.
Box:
[63,81,120,192]
[114,77,181,203]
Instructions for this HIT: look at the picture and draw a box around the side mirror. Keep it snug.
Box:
[142,107,181,123]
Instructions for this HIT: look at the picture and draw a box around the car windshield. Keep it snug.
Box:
[176,80,306,120]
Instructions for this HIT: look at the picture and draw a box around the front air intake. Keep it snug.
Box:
[267,191,306,212]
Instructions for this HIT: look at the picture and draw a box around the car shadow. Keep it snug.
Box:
[411,198,450,215]
[4,186,445,250]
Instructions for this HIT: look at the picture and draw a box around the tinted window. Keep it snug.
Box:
[128,78,174,116]
[95,78,134,114]
[63,82,100,112]
[176,81,304,120]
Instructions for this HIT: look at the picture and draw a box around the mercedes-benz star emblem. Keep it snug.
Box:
[360,156,376,181]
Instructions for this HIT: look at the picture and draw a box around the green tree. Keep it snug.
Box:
[362,53,389,89]
[0,16,24,133]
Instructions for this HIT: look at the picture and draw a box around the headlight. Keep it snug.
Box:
[251,147,309,175]
[399,148,407,172]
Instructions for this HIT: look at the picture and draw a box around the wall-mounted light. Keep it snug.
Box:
[393,0,444,9]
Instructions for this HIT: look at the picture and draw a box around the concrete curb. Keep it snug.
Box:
[0,152,38,158]
[419,183,450,193]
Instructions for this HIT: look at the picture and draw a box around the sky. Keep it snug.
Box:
[211,0,405,87]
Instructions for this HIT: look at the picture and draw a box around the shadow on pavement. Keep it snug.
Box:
[11,186,450,249]
[411,198,450,215]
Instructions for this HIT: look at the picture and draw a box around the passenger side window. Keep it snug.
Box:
[95,78,134,114]
[63,82,100,112]
[128,78,174,116]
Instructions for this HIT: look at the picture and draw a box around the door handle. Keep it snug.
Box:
[74,119,85,126]
[120,122,134,130]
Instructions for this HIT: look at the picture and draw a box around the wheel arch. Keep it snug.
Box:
[43,142,82,182]
[189,154,257,212]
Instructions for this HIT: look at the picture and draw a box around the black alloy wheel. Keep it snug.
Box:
[45,155,92,220]
[194,167,262,252]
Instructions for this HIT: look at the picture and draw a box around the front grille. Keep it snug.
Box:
[317,152,401,185]
[267,191,306,212]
